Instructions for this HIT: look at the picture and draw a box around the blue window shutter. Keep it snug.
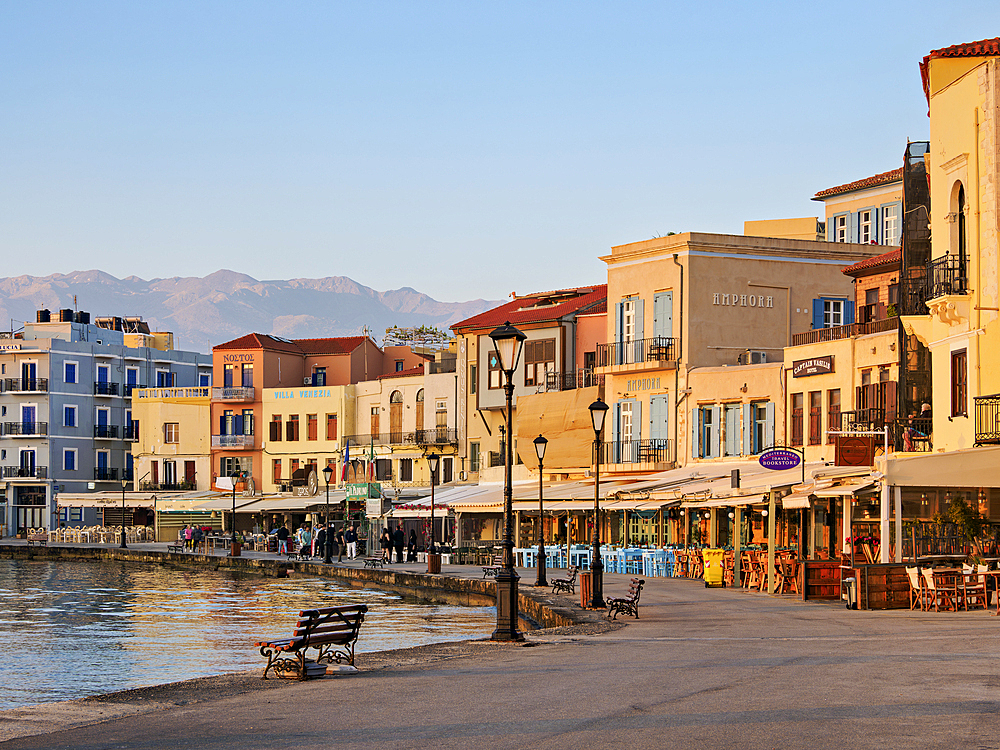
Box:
[612,402,620,462]
[764,402,775,449]
[614,302,622,343]
[219,415,226,436]
[653,292,673,338]
[827,219,835,242]
[812,299,824,330]
[691,408,700,459]
[710,406,722,458]
[634,299,645,341]
[724,406,738,456]
[872,207,880,244]
[234,414,244,435]
[742,404,752,455]
[844,301,855,325]
[849,211,857,243]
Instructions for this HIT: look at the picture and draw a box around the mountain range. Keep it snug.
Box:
[0,270,502,354]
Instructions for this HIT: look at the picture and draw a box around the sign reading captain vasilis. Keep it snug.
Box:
[792,356,834,378]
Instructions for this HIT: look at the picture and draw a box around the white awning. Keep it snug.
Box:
[781,493,812,509]
[814,481,877,498]
[881,446,1000,488]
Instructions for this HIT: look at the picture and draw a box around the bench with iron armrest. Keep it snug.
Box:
[166,541,185,553]
[551,566,579,594]
[363,556,384,569]
[290,542,315,561]
[482,553,504,578]
[254,604,368,680]
[26,531,48,547]
[607,578,645,620]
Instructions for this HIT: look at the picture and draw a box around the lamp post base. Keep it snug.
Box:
[590,558,605,610]
[491,568,524,642]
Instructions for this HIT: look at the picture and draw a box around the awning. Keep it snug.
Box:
[814,481,877,498]
[781,493,812,509]
[881,446,1000,489]
[681,494,766,509]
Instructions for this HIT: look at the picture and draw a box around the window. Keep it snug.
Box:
[220,456,251,478]
[487,350,502,389]
[326,414,338,440]
[622,299,636,342]
[859,209,872,244]
[399,458,413,482]
[749,402,773,454]
[241,363,253,387]
[242,409,254,434]
[270,414,282,441]
[812,297,853,330]
[436,400,448,429]
[223,409,234,435]
[164,423,179,443]
[791,393,804,446]
[470,365,477,395]
[524,339,556,387]
[286,415,299,441]
[163,461,177,485]
[883,204,900,245]
[313,367,326,386]
[866,288,879,306]
[824,299,843,327]
[307,414,318,441]
[861,369,872,387]
[443,457,453,484]
[272,459,282,484]
[951,349,968,417]
[470,442,480,472]
[375,458,392,481]
[692,405,719,459]
[63,449,77,472]
[827,389,841,444]
[64,362,77,384]
[156,370,174,387]
[808,392,822,445]
[224,364,235,388]
[395,360,404,372]
[63,405,77,428]
[199,372,211,387]
[835,214,848,242]
[888,284,899,306]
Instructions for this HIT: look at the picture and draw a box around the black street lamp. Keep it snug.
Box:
[230,469,241,556]
[119,477,128,549]
[426,453,440,557]
[588,398,609,609]
[489,320,526,642]
[533,434,548,587]
[323,465,334,564]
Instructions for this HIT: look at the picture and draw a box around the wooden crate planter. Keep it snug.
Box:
[800,560,842,601]
[849,564,910,610]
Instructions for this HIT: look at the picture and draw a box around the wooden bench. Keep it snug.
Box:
[166,542,185,553]
[254,604,368,680]
[482,553,504,578]
[551,565,579,594]
[363,556,384,569]
[26,531,48,547]
[607,577,645,620]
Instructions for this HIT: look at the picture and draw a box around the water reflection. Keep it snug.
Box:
[0,560,494,709]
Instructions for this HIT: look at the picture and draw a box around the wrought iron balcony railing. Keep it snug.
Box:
[791,317,898,346]
[212,434,255,449]
[94,425,120,439]
[211,386,255,401]
[598,439,672,465]
[2,378,48,393]
[595,337,677,368]
[94,381,119,396]
[2,465,47,479]
[926,253,968,299]
[975,394,1000,446]
[140,480,197,491]
[3,422,48,436]
[94,468,119,481]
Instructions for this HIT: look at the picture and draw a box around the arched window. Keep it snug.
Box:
[416,389,425,403]
[957,184,966,258]
[390,390,403,404]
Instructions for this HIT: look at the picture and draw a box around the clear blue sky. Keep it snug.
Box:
[2,2,996,301]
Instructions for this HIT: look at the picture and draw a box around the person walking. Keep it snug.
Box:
[407,529,417,562]
[336,526,346,563]
[393,524,405,564]
[381,528,392,563]
[276,524,290,555]
[300,525,313,558]
[315,524,327,560]
[345,525,358,560]
[183,524,192,550]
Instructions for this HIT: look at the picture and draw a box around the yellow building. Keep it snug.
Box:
[812,169,903,246]
[131,386,212,492]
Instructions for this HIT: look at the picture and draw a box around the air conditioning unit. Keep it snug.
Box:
[303,377,312,385]
[752,351,767,364]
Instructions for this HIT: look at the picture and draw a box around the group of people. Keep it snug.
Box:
[380,524,418,563]
[272,522,360,561]
[179,524,208,550]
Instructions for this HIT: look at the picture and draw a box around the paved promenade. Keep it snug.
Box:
[4,545,1000,749]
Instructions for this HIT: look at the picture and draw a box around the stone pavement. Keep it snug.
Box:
[4,558,1000,750]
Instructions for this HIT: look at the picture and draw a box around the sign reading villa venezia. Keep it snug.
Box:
[792,356,834,378]
[273,389,334,399]
[712,293,774,308]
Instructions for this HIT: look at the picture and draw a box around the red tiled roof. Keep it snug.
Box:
[813,168,903,200]
[451,285,607,332]
[842,248,901,277]
[213,333,366,355]
[377,365,425,380]
[921,37,1000,103]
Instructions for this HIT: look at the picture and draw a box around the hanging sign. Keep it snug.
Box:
[759,448,802,471]
[792,356,834,377]
[835,436,875,467]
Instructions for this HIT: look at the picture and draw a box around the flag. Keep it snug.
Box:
[342,441,350,482]
[368,439,376,481]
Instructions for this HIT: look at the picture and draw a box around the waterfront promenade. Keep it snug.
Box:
[3,543,1000,749]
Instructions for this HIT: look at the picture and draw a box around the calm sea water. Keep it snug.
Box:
[0,559,494,709]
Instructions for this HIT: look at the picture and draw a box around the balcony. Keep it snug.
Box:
[416,428,459,445]
[975,394,1000,446]
[926,254,968,299]
[342,430,458,447]
[791,317,899,346]
[2,465,47,479]
[212,434,255,449]
[596,337,677,370]
[140,480,196,491]
[94,425,119,439]
[537,369,604,392]
[133,387,208,399]
[94,468,119,481]
[3,422,48,437]
[598,439,672,466]
[123,383,148,398]
[2,378,48,393]
[123,423,139,441]
[94,381,119,396]
[833,410,933,452]
[212,386,255,401]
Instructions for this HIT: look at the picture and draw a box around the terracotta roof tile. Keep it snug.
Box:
[213,333,366,355]
[377,365,425,380]
[921,37,1000,103]
[813,168,903,200]
[842,248,901,276]
[213,333,302,353]
[294,336,366,355]
[451,285,607,332]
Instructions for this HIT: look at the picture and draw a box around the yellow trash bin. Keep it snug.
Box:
[702,548,726,588]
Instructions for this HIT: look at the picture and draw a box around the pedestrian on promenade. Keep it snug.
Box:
[336,526,346,563]
[345,526,358,559]
[183,524,192,550]
[407,529,417,562]
[381,528,392,563]
[394,524,405,564]
[315,524,327,559]
[192,525,204,553]
[276,524,290,555]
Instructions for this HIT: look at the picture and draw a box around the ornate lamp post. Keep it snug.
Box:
[533,434,548,587]
[426,453,440,555]
[323,466,334,564]
[489,321,526,642]
[119,477,128,549]
[588,398,609,609]
[230,469,241,556]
